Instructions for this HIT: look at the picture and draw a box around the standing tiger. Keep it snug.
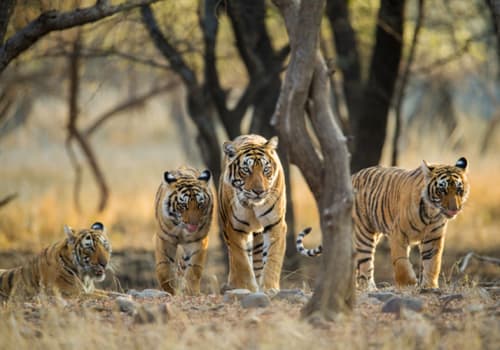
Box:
[0,222,111,301]
[154,166,214,295]
[219,134,286,292]
[297,157,470,290]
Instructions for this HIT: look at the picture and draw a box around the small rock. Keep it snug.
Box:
[133,304,170,324]
[223,289,252,303]
[116,296,137,315]
[127,289,170,299]
[240,292,271,309]
[273,289,309,304]
[368,292,397,302]
[381,296,424,315]
[466,304,484,313]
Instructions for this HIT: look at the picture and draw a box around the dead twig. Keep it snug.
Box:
[459,252,500,273]
[0,193,17,208]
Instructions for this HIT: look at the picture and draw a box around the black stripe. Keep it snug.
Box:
[422,236,442,245]
[253,242,264,250]
[253,249,263,255]
[356,249,372,254]
[232,226,248,234]
[264,219,282,232]
[253,259,263,264]
[259,199,277,218]
[409,220,420,233]
[355,235,374,250]
[431,223,445,233]
[356,257,371,269]
[254,266,264,271]
[232,213,250,226]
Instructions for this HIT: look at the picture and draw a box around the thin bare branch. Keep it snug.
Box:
[0,0,165,74]
[140,5,197,88]
[0,193,17,209]
[66,34,109,212]
[84,81,178,136]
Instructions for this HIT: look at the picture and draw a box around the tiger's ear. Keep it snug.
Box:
[64,225,76,244]
[265,136,278,150]
[91,222,104,231]
[164,171,177,184]
[421,160,434,177]
[198,169,211,182]
[455,157,468,172]
[223,141,237,159]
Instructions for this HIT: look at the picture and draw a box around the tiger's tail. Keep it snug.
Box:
[296,227,322,257]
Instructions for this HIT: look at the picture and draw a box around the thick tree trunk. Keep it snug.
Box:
[273,0,354,318]
[350,0,405,172]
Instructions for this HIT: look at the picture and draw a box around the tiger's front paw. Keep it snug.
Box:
[394,260,418,287]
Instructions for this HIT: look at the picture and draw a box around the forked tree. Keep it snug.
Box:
[272,0,355,318]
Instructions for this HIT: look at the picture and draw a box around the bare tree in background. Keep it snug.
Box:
[0,0,165,74]
[273,0,354,318]
[325,0,405,172]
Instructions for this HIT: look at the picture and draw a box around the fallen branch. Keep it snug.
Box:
[459,252,500,273]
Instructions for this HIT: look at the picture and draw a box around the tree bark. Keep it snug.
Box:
[392,0,424,166]
[0,0,16,45]
[325,0,362,126]
[141,4,222,183]
[350,0,405,172]
[273,0,354,318]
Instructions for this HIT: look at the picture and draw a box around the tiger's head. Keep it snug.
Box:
[163,167,213,233]
[64,222,111,282]
[421,157,470,219]
[223,134,281,206]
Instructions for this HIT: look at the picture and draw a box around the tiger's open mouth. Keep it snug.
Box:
[443,209,459,218]
[92,266,106,281]
[185,224,199,233]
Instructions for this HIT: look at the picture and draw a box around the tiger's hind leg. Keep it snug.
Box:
[155,234,178,294]
[354,229,381,291]
[182,236,209,295]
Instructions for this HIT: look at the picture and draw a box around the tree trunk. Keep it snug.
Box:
[350,0,405,172]
[273,0,354,318]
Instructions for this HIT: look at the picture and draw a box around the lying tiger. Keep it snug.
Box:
[154,167,214,295]
[297,157,470,290]
[0,222,111,301]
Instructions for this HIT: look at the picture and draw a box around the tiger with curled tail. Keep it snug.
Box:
[297,157,470,290]
[219,134,286,292]
[154,167,214,295]
[0,222,111,301]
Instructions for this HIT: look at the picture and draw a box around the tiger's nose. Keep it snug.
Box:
[253,189,265,196]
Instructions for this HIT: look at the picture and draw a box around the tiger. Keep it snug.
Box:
[219,134,287,292]
[154,166,214,295]
[0,222,111,301]
[296,157,470,290]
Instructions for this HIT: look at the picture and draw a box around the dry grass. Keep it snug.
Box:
[0,286,498,350]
